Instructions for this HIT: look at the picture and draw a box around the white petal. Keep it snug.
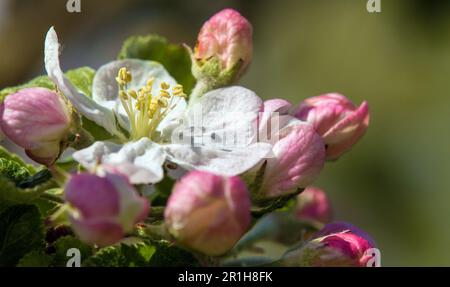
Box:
[172,86,263,149]
[44,27,123,138]
[92,59,181,131]
[163,142,272,176]
[164,86,271,175]
[72,138,165,184]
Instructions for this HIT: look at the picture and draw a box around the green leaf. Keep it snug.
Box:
[83,240,198,267]
[0,205,45,266]
[81,116,114,141]
[33,197,59,218]
[0,146,35,173]
[16,169,53,189]
[147,240,198,267]
[17,250,54,267]
[118,34,196,94]
[64,67,114,140]
[0,158,32,184]
[83,242,156,267]
[0,146,42,185]
[52,236,93,267]
[65,67,96,98]
[0,66,95,104]
[0,174,57,213]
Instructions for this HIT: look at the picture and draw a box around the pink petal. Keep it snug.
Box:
[70,217,124,247]
[261,123,326,197]
[65,173,120,219]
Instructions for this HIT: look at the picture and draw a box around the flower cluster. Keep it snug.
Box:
[0,8,375,267]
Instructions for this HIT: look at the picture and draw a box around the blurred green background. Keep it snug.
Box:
[1,0,450,266]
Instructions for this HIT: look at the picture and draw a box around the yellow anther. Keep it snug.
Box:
[159,90,171,98]
[172,84,187,98]
[119,90,128,100]
[160,82,170,90]
[125,71,132,83]
[118,67,132,83]
[115,77,126,86]
[134,95,146,111]
[158,97,168,108]
[118,68,126,80]
[173,84,183,91]
[148,98,159,117]
[128,90,138,99]
[138,88,146,97]
[115,66,180,140]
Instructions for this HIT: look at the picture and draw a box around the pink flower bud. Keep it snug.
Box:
[293,93,370,160]
[65,173,149,247]
[164,170,251,256]
[0,87,72,165]
[286,222,377,267]
[195,8,253,77]
[258,123,325,198]
[296,186,332,223]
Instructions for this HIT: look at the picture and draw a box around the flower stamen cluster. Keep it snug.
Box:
[115,67,187,140]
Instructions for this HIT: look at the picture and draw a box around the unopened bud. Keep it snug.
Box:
[164,170,251,256]
[0,87,72,165]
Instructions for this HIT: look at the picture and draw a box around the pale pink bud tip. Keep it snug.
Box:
[307,222,377,267]
[164,170,251,256]
[65,173,149,247]
[294,93,370,160]
[0,87,72,165]
[195,8,253,74]
[296,186,332,223]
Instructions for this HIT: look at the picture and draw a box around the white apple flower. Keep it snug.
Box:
[44,27,272,184]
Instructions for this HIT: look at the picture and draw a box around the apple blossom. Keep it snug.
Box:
[65,172,149,247]
[296,186,332,223]
[189,8,253,104]
[0,87,72,166]
[281,222,377,267]
[293,93,370,160]
[249,99,326,200]
[194,8,252,80]
[164,170,251,256]
[45,27,272,184]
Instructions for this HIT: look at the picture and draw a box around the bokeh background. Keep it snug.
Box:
[1,0,450,266]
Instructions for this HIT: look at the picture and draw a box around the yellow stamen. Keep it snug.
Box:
[115,67,186,140]
[159,90,171,98]
[172,84,187,98]
[147,78,155,88]
[128,90,138,99]
[160,82,170,90]
[158,97,168,108]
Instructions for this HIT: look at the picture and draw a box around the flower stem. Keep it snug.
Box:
[188,80,210,107]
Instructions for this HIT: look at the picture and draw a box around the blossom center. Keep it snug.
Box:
[116,67,187,140]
